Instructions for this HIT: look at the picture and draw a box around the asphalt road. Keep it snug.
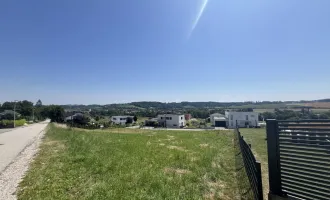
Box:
[0,121,49,172]
[0,129,12,135]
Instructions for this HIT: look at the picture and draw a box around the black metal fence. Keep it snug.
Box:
[235,128,263,200]
[267,119,330,200]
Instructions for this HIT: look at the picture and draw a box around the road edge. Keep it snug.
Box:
[0,124,48,200]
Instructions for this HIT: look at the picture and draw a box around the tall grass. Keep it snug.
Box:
[18,125,239,200]
[0,119,26,128]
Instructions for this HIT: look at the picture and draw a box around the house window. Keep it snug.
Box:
[166,117,172,120]
[113,118,117,120]
[161,117,163,119]
[181,117,183,120]
[251,115,255,118]
[230,115,233,120]
[231,122,233,127]
[246,115,248,120]
[173,124,177,126]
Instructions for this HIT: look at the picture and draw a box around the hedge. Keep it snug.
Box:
[0,119,26,128]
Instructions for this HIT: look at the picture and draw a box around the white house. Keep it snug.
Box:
[210,113,225,126]
[111,116,134,125]
[225,111,259,129]
[157,114,185,128]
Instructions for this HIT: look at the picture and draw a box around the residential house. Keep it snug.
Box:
[64,113,84,122]
[157,114,185,128]
[210,113,225,126]
[111,116,134,125]
[0,110,21,120]
[225,111,259,128]
[185,114,192,121]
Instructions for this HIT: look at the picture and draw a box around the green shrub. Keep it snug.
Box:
[0,119,26,128]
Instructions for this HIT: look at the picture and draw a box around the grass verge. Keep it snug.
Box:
[18,124,238,200]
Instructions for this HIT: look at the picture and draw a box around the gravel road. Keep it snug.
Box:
[0,121,49,200]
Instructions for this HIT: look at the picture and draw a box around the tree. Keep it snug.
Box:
[126,117,133,124]
[19,100,34,117]
[95,116,100,121]
[36,99,43,107]
[0,102,15,112]
[73,114,90,125]
[48,105,65,122]
[133,115,137,122]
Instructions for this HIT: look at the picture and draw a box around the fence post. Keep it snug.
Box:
[266,119,283,197]
[256,161,263,200]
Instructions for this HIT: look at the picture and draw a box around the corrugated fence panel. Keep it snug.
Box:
[277,121,330,200]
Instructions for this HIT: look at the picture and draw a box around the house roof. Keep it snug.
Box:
[158,114,184,116]
[210,113,224,116]
[0,110,20,116]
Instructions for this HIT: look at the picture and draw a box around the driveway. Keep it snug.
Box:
[0,121,49,172]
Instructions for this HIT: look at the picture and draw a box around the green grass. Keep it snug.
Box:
[18,124,239,200]
[239,128,268,199]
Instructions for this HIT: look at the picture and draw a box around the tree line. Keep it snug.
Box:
[0,100,65,123]
[260,109,330,121]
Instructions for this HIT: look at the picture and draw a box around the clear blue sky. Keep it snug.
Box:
[1,0,329,104]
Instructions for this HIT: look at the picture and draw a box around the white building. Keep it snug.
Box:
[111,116,134,125]
[157,114,185,128]
[210,113,225,126]
[225,111,259,129]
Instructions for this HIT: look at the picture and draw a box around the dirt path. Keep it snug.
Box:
[0,121,49,200]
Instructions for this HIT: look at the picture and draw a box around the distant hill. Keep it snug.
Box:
[61,100,329,110]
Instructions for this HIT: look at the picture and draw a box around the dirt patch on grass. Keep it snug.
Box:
[190,157,199,162]
[167,145,186,151]
[203,175,230,200]
[164,168,191,175]
[43,140,65,149]
[53,123,67,129]
[199,143,209,148]
[159,143,165,146]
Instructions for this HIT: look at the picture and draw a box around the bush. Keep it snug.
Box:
[0,119,26,128]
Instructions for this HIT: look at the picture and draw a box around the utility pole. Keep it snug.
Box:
[32,106,35,122]
[14,100,18,128]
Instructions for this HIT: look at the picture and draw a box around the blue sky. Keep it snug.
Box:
[1,0,330,104]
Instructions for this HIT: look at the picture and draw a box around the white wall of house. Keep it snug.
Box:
[157,114,185,128]
[210,113,225,126]
[225,111,259,128]
[111,116,134,125]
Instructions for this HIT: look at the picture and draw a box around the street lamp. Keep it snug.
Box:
[14,100,18,128]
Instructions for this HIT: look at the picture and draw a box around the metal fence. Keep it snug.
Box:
[235,128,263,200]
[267,119,330,200]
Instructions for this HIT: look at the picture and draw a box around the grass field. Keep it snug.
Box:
[239,128,268,199]
[292,102,330,108]
[18,125,239,200]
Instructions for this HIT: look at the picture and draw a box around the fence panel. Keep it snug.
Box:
[235,128,263,200]
[267,119,330,200]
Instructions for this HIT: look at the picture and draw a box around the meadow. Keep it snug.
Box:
[18,125,239,200]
